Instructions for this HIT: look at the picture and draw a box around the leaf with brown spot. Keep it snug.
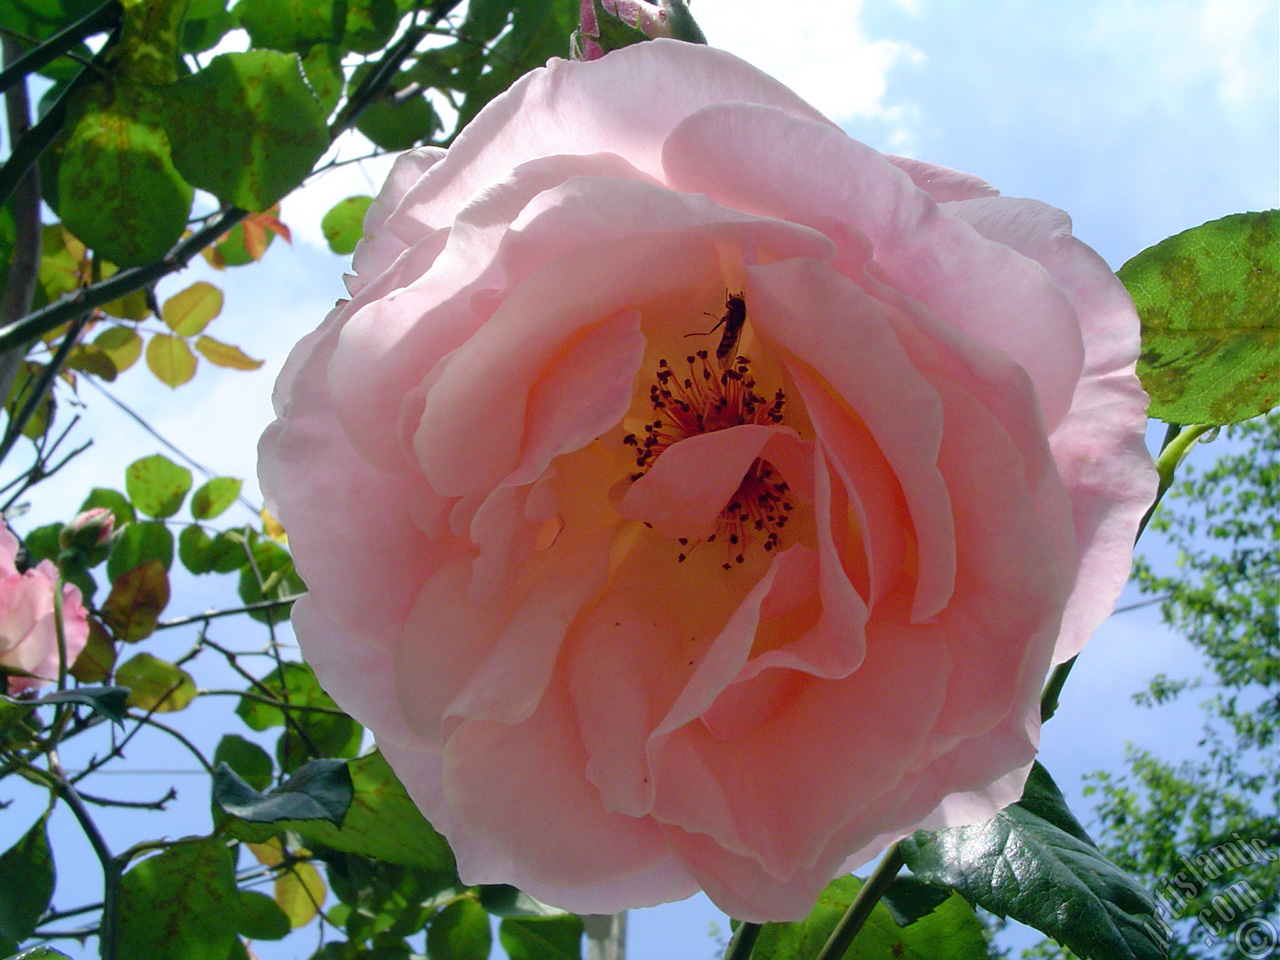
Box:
[102,560,171,642]
[1122,209,1280,425]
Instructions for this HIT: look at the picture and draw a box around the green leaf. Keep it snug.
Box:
[178,525,246,575]
[214,758,353,826]
[320,195,374,255]
[429,899,493,960]
[3,948,74,960]
[213,734,274,792]
[181,7,237,53]
[116,652,196,712]
[101,559,170,641]
[0,816,54,944]
[233,0,344,52]
[498,914,583,960]
[235,889,291,941]
[752,875,989,960]
[162,281,223,336]
[301,43,344,116]
[355,88,439,151]
[191,477,242,520]
[237,536,306,624]
[117,838,239,960]
[234,661,357,771]
[125,454,194,519]
[1122,209,1280,425]
[162,51,330,210]
[344,0,397,53]
[900,763,1165,960]
[58,83,193,267]
[106,520,174,581]
[274,861,326,928]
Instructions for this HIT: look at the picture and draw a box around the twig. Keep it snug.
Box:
[813,845,905,960]
[154,594,303,630]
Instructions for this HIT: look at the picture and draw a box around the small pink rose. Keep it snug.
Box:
[259,41,1156,920]
[0,524,90,695]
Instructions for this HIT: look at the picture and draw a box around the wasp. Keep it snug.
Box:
[687,292,747,365]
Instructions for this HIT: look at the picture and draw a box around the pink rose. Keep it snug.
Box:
[0,524,90,695]
[259,41,1155,920]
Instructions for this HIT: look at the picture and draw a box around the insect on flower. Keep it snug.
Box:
[686,292,747,366]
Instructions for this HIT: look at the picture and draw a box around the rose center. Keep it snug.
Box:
[622,298,794,568]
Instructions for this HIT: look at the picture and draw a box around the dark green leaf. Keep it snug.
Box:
[125,454,193,519]
[58,83,193,267]
[0,816,54,944]
[117,838,239,960]
[19,524,61,567]
[13,685,130,724]
[178,525,246,575]
[106,520,174,581]
[232,752,455,872]
[235,889,291,941]
[344,0,397,52]
[320,195,373,255]
[162,51,330,210]
[498,914,583,960]
[233,0,345,52]
[191,477,242,520]
[880,876,953,927]
[478,885,568,918]
[214,758,353,826]
[355,89,439,151]
[213,734,273,791]
[429,899,492,960]
[1123,209,1280,425]
[752,875,989,960]
[116,652,196,712]
[900,763,1164,960]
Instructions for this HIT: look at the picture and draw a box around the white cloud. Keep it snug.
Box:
[689,0,924,129]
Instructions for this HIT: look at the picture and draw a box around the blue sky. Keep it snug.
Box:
[4,1,1277,957]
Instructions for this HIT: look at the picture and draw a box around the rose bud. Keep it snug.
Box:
[259,41,1156,921]
[59,507,116,568]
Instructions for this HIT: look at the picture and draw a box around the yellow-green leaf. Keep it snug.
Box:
[146,333,198,387]
[95,326,144,373]
[116,652,195,712]
[195,335,264,370]
[162,281,223,336]
[274,862,325,928]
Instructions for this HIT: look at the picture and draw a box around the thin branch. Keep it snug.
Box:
[74,785,177,810]
[0,312,89,465]
[200,688,352,718]
[813,845,905,960]
[154,594,303,631]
